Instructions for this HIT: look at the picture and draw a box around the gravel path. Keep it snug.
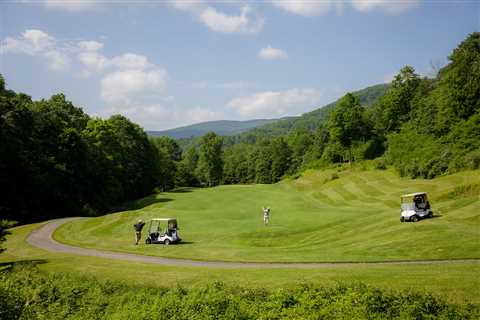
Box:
[27,218,480,269]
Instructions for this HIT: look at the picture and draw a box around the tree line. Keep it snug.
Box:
[0,80,162,223]
[1,33,478,225]
[160,32,479,187]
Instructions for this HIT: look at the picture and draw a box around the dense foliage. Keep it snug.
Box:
[384,33,480,178]
[0,220,16,254]
[166,33,479,185]
[1,265,478,320]
[0,78,164,223]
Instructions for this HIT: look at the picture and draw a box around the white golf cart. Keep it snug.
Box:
[400,192,433,222]
[145,218,181,245]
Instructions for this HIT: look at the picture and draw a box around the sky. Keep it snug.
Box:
[1,1,479,130]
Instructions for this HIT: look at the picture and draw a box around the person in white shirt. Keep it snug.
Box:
[262,207,271,226]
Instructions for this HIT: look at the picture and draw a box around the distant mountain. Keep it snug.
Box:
[148,119,280,139]
[149,83,389,141]
[234,83,389,139]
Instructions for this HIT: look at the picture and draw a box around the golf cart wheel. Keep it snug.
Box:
[145,238,151,244]
[427,212,433,218]
[400,217,405,223]
[411,215,419,222]
[164,239,170,245]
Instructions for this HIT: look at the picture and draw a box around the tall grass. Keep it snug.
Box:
[1,264,478,319]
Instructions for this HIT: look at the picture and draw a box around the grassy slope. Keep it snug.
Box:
[1,222,479,304]
[55,168,480,263]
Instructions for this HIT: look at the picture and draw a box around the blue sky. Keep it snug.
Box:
[1,1,478,130]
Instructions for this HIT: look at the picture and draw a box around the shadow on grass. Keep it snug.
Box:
[118,195,173,211]
[0,259,47,271]
[146,241,194,246]
[176,241,194,245]
[169,187,195,193]
[114,188,196,212]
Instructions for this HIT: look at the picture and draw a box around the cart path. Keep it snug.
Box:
[27,218,480,269]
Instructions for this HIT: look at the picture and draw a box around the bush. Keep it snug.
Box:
[465,150,480,170]
[0,265,478,319]
[373,157,387,170]
[386,126,448,178]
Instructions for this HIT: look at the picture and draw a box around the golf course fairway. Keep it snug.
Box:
[54,167,480,263]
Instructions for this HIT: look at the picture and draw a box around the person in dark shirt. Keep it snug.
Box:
[133,219,146,245]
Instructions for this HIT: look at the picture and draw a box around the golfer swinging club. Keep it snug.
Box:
[133,219,146,245]
[263,207,271,226]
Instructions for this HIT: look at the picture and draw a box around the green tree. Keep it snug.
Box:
[270,137,291,182]
[151,136,182,162]
[373,66,420,134]
[174,146,199,187]
[287,129,313,171]
[327,93,369,163]
[0,220,16,254]
[435,32,480,133]
[196,132,224,186]
[151,136,183,190]
[255,146,272,184]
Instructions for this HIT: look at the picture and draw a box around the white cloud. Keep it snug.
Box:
[227,88,322,118]
[109,53,151,70]
[77,50,108,73]
[168,2,264,34]
[258,46,288,60]
[350,0,419,13]
[199,5,264,34]
[78,40,103,51]
[185,106,225,124]
[100,68,168,104]
[169,0,206,13]
[270,0,419,16]
[0,29,70,70]
[1,29,54,54]
[44,49,70,71]
[40,0,100,12]
[0,29,169,112]
[269,0,334,17]
[76,40,152,74]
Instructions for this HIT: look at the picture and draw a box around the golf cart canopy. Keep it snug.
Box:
[400,192,427,202]
[149,218,177,228]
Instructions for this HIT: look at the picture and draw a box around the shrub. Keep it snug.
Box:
[386,126,447,178]
[373,157,387,170]
[1,265,478,319]
[465,150,480,170]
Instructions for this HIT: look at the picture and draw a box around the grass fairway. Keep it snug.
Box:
[2,221,480,305]
[55,168,480,263]
[2,167,479,305]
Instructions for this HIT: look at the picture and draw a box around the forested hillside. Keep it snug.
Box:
[0,80,163,223]
[232,83,389,141]
[1,33,478,224]
[148,119,280,139]
[159,33,479,187]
